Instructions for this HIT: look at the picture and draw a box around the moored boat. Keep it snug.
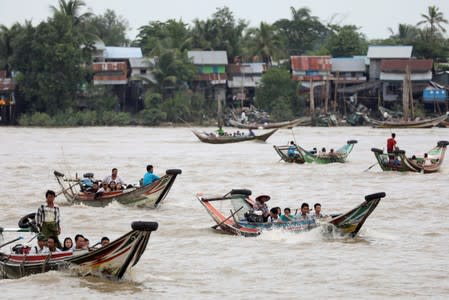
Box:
[54,169,182,207]
[228,118,306,129]
[370,140,449,173]
[369,114,448,128]
[197,189,384,237]
[192,128,277,144]
[0,219,158,280]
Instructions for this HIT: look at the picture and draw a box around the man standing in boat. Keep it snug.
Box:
[387,133,397,154]
[387,133,400,166]
[36,190,61,248]
[103,168,126,186]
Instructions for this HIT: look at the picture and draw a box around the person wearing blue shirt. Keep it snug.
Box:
[143,165,160,186]
[287,141,299,158]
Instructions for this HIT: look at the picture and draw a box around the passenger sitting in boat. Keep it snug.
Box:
[280,207,294,222]
[116,183,124,190]
[61,237,73,251]
[253,194,271,222]
[47,236,61,253]
[143,165,160,186]
[96,182,109,195]
[318,147,327,157]
[312,203,324,219]
[328,149,337,158]
[248,129,255,136]
[31,234,49,254]
[423,153,432,166]
[101,237,110,247]
[267,207,282,223]
[72,234,87,252]
[108,181,117,191]
[296,202,314,225]
[86,181,99,193]
[287,141,299,158]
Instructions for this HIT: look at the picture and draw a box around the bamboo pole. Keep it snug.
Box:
[309,79,315,124]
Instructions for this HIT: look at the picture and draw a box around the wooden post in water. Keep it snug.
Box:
[402,66,410,122]
[324,78,329,114]
[333,71,339,113]
[309,78,315,124]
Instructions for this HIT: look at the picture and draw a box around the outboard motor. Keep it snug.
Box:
[80,173,94,191]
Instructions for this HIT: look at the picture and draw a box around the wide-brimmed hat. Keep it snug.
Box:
[256,195,271,202]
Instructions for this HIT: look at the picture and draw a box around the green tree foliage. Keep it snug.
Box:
[323,25,368,57]
[191,7,248,60]
[135,19,191,55]
[255,67,304,120]
[243,22,284,64]
[85,9,130,46]
[151,50,196,98]
[11,16,88,115]
[0,23,24,75]
[274,7,329,55]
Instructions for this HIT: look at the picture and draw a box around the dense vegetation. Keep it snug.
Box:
[0,0,448,126]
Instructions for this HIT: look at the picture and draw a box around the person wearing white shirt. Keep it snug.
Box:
[102,168,126,185]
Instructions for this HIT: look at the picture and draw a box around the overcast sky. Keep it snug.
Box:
[1,0,448,40]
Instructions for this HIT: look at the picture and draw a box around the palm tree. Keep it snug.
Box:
[50,0,92,25]
[417,5,448,37]
[245,22,284,65]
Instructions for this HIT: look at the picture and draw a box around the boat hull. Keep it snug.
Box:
[275,140,357,164]
[371,141,448,173]
[0,221,158,280]
[370,114,448,128]
[192,129,277,144]
[55,169,181,207]
[198,190,384,237]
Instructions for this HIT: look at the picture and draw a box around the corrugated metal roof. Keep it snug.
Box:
[104,47,142,59]
[228,63,267,74]
[331,58,366,72]
[291,56,332,71]
[188,51,228,65]
[129,57,154,68]
[380,59,433,72]
[367,46,412,58]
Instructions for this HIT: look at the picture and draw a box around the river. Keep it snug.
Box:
[0,126,448,299]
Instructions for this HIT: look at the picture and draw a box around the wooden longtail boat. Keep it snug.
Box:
[371,140,449,173]
[0,220,158,280]
[228,118,306,129]
[275,140,357,164]
[54,169,182,207]
[192,129,277,144]
[197,189,384,237]
[369,114,448,128]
